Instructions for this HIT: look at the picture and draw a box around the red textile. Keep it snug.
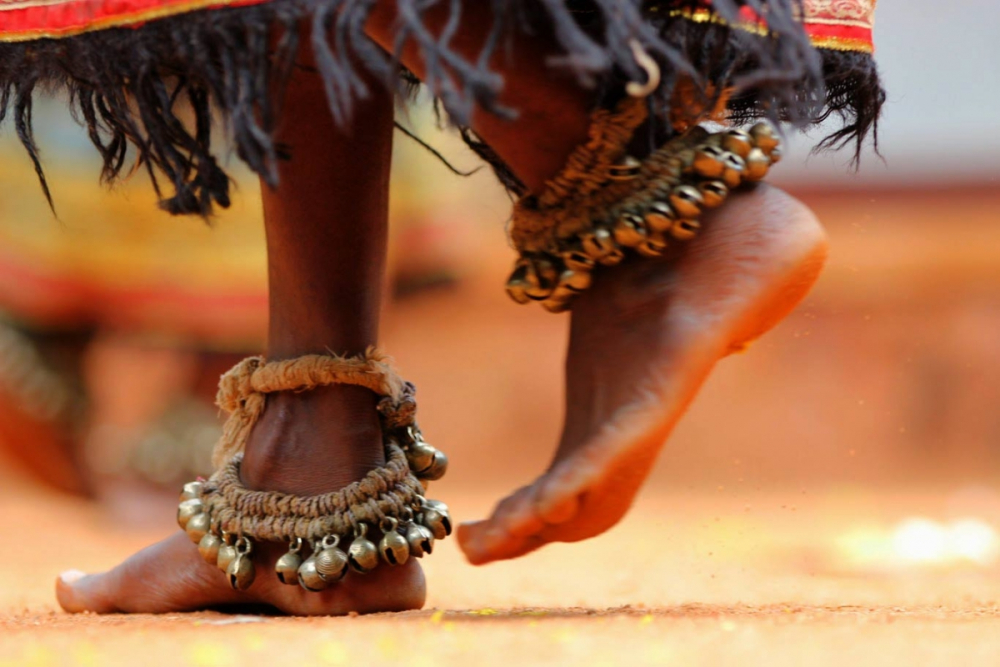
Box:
[0,0,267,41]
[0,0,875,52]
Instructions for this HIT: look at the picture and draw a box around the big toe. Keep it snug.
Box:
[56,532,241,614]
[56,569,118,614]
[458,477,582,565]
[458,520,547,565]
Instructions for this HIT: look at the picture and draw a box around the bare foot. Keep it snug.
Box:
[56,386,426,614]
[459,184,828,564]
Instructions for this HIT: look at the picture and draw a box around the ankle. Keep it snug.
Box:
[240,384,385,496]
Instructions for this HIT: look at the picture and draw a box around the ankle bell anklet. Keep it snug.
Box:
[175,348,451,592]
[506,97,782,313]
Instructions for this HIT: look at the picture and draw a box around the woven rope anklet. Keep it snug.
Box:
[506,97,782,313]
[175,348,451,592]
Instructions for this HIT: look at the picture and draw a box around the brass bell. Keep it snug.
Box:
[419,450,449,481]
[406,522,435,558]
[750,122,780,155]
[597,246,625,267]
[406,439,437,475]
[691,144,726,179]
[669,185,704,219]
[185,512,211,544]
[671,219,702,241]
[275,539,304,586]
[562,249,596,272]
[505,263,533,305]
[348,525,380,574]
[227,538,255,591]
[543,298,573,314]
[297,556,330,592]
[608,155,642,181]
[560,269,592,294]
[613,214,648,248]
[744,148,770,181]
[379,519,411,566]
[721,129,753,158]
[699,181,729,208]
[315,536,349,582]
[423,498,450,514]
[400,426,421,447]
[644,201,675,233]
[216,539,237,573]
[524,257,559,301]
[177,498,204,530]
[422,508,453,540]
[720,152,747,188]
[198,533,222,565]
[543,280,576,308]
[179,481,203,502]
[580,228,616,261]
[636,233,668,258]
[227,555,256,591]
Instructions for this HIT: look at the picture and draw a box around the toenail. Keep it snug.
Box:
[59,570,86,584]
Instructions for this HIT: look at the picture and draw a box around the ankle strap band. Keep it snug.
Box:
[179,350,451,593]
[212,347,409,468]
[506,97,781,313]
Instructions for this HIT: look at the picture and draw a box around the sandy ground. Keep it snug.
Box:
[2,469,999,666]
[2,181,1000,664]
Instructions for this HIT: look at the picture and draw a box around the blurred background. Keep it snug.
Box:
[1,0,1000,650]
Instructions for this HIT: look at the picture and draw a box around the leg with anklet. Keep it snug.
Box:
[56,62,448,616]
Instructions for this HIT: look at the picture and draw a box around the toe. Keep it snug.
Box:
[458,484,556,565]
[56,532,244,614]
[457,521,514,564]
[56,570,118,614]
[458,519,548,565]
[493,486,548,537]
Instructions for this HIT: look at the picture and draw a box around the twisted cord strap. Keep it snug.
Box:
[212,347,407,468]
[506,96,782,313]
[204,445,425,542]
[176,349,452,592]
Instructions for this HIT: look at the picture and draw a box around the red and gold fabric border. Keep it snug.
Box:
[665,0,876,54]
[0,0,268,42]
[0,0,876,52]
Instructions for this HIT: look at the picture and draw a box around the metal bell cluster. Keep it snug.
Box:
[177,481,453,593]
[400,426,448,482]
[506,123,781,313]
[176,481,256,591]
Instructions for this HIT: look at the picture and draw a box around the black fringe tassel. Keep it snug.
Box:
[0,0,884,215]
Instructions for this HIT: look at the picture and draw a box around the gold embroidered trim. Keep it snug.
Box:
[665,6,873,54]
[808,35,874,54]
[805,0,876,25]
[0,0,80,12]
[667,8,768,36]
[805,17,874,29]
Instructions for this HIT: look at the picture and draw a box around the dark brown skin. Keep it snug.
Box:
[57,63,426,615]
[56,3,827,612]
[363,2,595,192]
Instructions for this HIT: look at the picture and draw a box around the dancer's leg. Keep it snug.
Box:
[56,65,424,614]
[364,7,829,564]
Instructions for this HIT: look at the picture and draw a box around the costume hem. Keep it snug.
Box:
[0,0,884,214]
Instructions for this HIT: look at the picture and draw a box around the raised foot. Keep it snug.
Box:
[56,385,427,615]
[459,184,828,564]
